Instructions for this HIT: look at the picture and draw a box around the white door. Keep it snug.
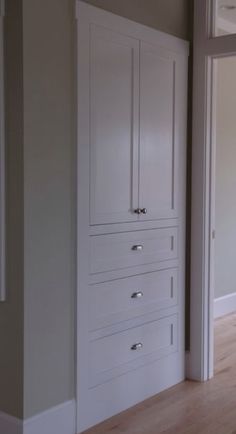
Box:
[89,25,139,225]
[139,42,179,221]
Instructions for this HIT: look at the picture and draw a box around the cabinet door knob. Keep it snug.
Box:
[134,208,142,214]
[141,208,147,214]
[131,291,143,299]
[131,343,143,351]
[132,245,143,251]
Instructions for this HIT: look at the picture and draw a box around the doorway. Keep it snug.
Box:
[190,0,236,381]
[213,55,236,373]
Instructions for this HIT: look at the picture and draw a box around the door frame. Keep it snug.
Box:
[190,0,236,381]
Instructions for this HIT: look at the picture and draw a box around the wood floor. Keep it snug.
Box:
[82,313,236,434]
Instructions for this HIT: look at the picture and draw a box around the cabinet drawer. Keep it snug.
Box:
[90,227,178,274]
[89,314,178,387]
[89,268,178,330]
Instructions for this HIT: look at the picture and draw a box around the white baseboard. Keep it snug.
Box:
[0,400,76,434]
[24,400,76,434]
[0,411,23,434]
[214,292,236,319]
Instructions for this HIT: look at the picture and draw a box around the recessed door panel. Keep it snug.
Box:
[90,25,139,225]
[139,43,178,220]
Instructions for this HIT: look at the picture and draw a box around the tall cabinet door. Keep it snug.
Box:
[139,42,180,221]
[90,25,139,225]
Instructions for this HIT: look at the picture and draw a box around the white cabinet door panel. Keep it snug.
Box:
[90,25,139,225]
[139,42,178,220]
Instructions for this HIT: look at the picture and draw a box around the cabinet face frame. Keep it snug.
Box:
[191,0,236,382]
[76,1,189,432]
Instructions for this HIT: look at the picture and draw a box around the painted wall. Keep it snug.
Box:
[0,0,192,421]
[23,0,76,419]
[0,0,24,419]
[82,0,192,40]
[215,57,236,298]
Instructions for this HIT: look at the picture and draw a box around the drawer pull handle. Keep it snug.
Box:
[134,208,147,215]
[132,245,143,251]
[131,291,143,299]
[131,343,143,351]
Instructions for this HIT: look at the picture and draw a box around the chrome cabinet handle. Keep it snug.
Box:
[131,343,143,351]
[131,291,143,299]
[141,208,147,214]
[132,245,143,251]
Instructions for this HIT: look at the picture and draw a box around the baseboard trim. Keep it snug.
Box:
[0,400,76,434]
[24,400,76,434]
[214,293,236,319]
[0,411,23,434]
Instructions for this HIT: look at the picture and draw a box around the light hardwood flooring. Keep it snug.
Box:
[82,313,236,434]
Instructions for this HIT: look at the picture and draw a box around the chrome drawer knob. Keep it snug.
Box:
[134,208,147,215]
[132,245,143,251]
[131,291,143,299]
[131,343,143,351]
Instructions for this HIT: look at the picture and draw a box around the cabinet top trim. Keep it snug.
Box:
[76,1,189,56]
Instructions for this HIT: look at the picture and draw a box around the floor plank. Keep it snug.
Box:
[82,313,236,434]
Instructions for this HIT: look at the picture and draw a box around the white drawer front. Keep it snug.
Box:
[89,314,178,387]
[89,268,178,330]
[90,227,178,274]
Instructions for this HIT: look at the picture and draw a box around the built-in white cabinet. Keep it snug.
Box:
[77,2,188,432]
[90,25,181,225]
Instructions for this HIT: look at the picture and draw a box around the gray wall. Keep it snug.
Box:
[23,0,76,419]
[83,0,192,40]
[0,0,24,419]
[215,57,236,299]
[0,0,192,421]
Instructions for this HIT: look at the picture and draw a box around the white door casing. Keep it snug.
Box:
[0,0,5,302]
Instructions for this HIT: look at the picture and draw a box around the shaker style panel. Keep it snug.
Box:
[139,42,178,221]
[89,314,178,387]
[89,24,139,225]
[90,227,178,274]
[89,268,178,330]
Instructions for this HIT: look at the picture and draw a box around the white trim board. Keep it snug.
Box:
[214,293,236,319]
[0,0,5,301]
[0,400,76,434]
